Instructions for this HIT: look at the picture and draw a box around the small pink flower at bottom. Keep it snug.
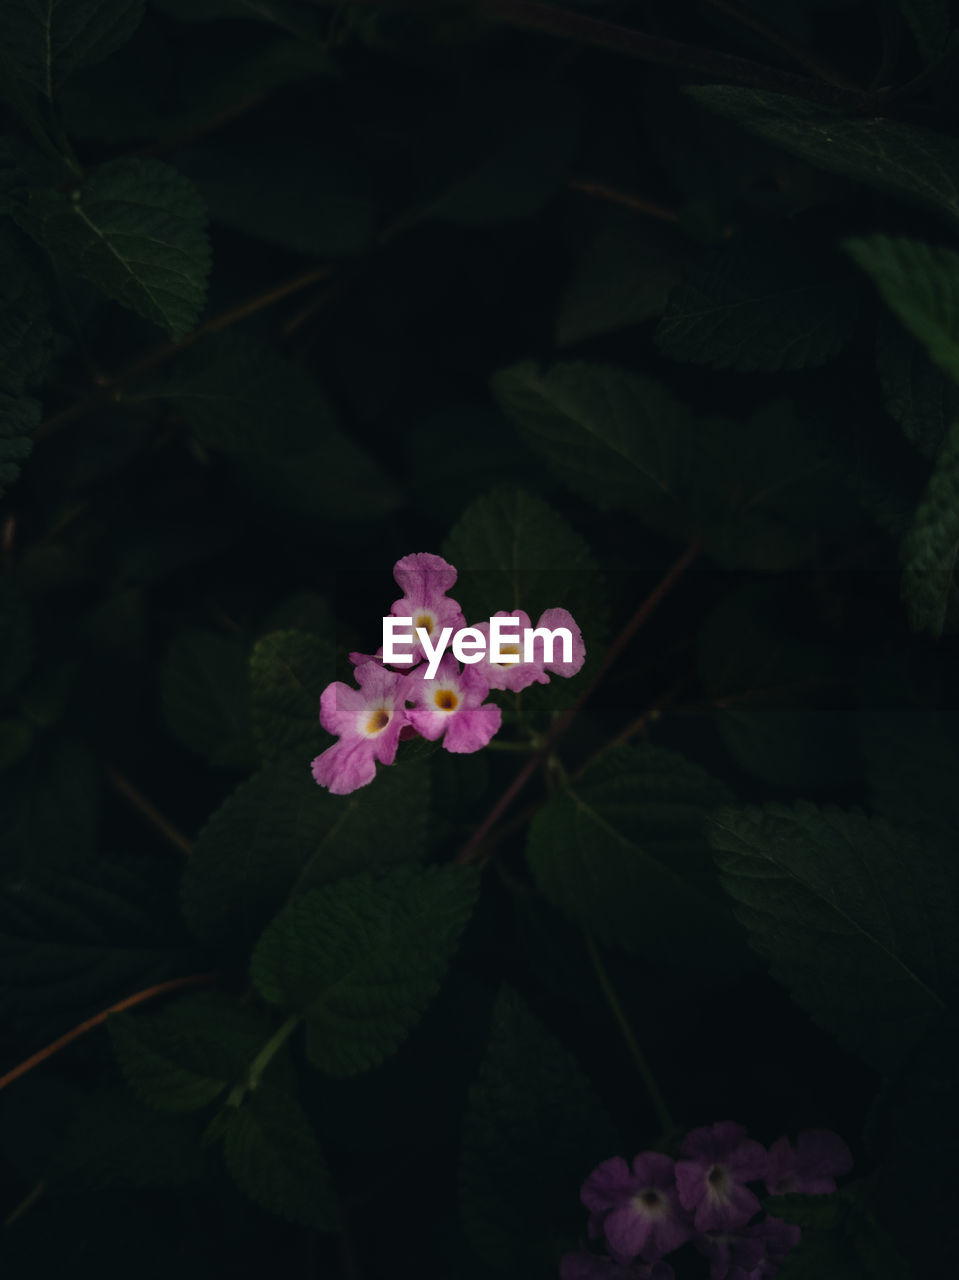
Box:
[675,1122,767,1234]
[560,1251,674,1280]
[581,1153,692,1262]
[764,1130,852,1196]
[406,654,501,753]
[311,662,410,795]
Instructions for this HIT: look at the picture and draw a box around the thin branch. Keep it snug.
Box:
[4,1181,45,1227]
[0,972,218,1094]
[455,541,701,864]
[105,763,194,856]
[472,0,882,108]
[35,264,332,441]
[700,0,859,89]
[567,177,679,223]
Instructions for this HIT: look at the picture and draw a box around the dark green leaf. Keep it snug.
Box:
[0,0,145,97]
[556,212,680,347]
[250,629,334,764]
[17,158,210,338]
[442,484,607,633]
[845,235,959,388]
[876,312,959,461]
[0,853,197,1042]
[698,581,854,789]
[109,992,272,1113]
[0,230,56,396]
[900,0,952,62]
[0,576,33,698]
[707,802,959,1072]
[176,140,373,258]
[51,1087,207,1191]
[901,419,959,635]
[221,1084,339,1231]
[526,744,747,973]
[458,986,618,1272]
[182,752,430,953]
[0,393,41,502]
[0,735,99,875]
[656,231,859,372]
[688,87,959,231]
[251,864,480,1075]
[160,626,257,769]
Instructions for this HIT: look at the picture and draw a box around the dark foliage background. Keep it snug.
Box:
[2,0,958,1275]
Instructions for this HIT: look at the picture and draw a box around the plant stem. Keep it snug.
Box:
[227,1014,302,1106]
[455,542,700,864]
[0,972,218,1093]
[567,177,679,223]
[105,763,193,856]
[4,1181,45,1227]
[584,931,674,1135]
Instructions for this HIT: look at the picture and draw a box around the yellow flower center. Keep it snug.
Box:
[496,644,521,666]
[415,613,433,635]
[366,708,391,734]
[434,689,458,712]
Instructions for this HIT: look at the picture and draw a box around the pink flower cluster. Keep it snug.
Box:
[310,552,585,795]
[563,1121,852,1280]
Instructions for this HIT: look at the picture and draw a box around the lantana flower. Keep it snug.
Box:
[581,1153,692,1262]
[560,1252,674,1280]
[472,607,586,691]
[764,1130,852,1196]
[406,654,501,753]
[694,1215,801,1280]
[674,1122,768,1233]
[310,662,409,795]
[389,551,466,662]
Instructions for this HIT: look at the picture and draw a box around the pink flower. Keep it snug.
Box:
[471,607,586,691]
[581,1153,693,1262]
[406,654,501,753]
[310,662,410,795]
[390,552,466,664]
[675,1122,767,1233]
[764,1130,852,1196]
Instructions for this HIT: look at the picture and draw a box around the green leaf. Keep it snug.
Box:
[0,0,145,97]
[160,626,257,769]
[876,312,959,461]
[526,745,747,973]
[845,236,959,389]
[688,86,959,231]
[491,363,845,568]
[0,393,41,502]
[0,576,33,698]
[0,735,100,875]
[412,80,581,229]
[51,1086,207,1191]
[251,864,480,1075]
[556,212,680,347]
[176,140,373,258]
[698,581,854,789]
[251,629,334,764]
[900,0,952,62]
[458,986,618,1272]
[0,853,197,1042]
[442,484,607,634]
[17,158,210,338]
[656,231,859,372]
[0,229,57,396]
[182,752,431,953]
[221,1084,339,1231]
[706,802,959,1073]
[151,335,400,521]
[0,717,35,771]
[109,992,273,1113]
[901,419,959,635]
